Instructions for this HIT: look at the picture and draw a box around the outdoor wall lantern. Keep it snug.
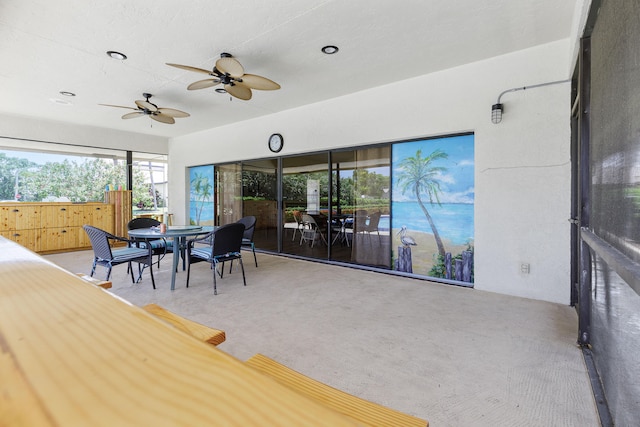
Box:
[491,79,571,124]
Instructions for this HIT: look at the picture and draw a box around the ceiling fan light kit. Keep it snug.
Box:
[167,52,281,101]
[99,93,189,125]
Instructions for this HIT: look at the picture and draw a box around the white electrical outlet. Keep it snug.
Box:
[520,263,530,274]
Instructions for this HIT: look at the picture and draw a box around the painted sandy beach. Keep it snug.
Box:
[391,227,473,278]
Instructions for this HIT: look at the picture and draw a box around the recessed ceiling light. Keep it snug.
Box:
[59,91,76,97]
[106,51,127,60]
[321,45,339,55]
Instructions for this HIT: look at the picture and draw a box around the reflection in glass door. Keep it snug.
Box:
[242,159,278,252]
[331,147,391,268]
[215,163,241,225]
[282,153,329,259]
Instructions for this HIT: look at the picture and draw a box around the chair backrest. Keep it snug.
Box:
[292,210,302,225]
[128,217,161,230]
[353,211,369,232]
[237,216,256,241]
[83,225,114,261]
[301,214,316,228]
[367,211,382,230]
[211,223,245,257]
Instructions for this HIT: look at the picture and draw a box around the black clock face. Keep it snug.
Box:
[269,133,283,153]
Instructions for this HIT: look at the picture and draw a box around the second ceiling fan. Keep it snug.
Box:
[167,53,280,101]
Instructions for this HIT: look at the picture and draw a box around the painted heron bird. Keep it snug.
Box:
[397,226,417,247]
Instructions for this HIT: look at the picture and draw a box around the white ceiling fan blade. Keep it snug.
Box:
[135,100,158,112]
[238,74,281,90]
[216,57,244,78]
[225,83,252,100]
[158,108,190,118]
[99,103,137,110]
[122,111,144,119]
[166,63,213,75]
[187,79,220,90]
[151,113,175,124]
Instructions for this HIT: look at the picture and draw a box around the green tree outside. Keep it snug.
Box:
[1,154,157,207]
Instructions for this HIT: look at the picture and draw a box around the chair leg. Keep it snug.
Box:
[239,258,246,286]
[212,260,218,295]
[319,230,328,246]
[149,262,156,289]
[90,259,97,277]
[129,262,137,283]
[186,259,191,288]
[251,243,257,267]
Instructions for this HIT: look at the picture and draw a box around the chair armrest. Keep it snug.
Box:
[106,233,137,246]
[187,231,215,247]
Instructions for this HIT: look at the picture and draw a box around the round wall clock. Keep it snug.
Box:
[268,133,284,153]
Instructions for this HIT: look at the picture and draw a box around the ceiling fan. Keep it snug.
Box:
[99,93,190,124]
[166,52,281,101]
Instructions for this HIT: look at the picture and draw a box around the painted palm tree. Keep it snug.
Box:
[396,148,448,258]
[191,172,213,225]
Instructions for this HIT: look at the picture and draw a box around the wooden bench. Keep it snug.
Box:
[245,353,428,427]
[141,303,226,346]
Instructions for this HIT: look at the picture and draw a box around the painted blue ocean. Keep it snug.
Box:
[190,201,214,223]
[391,202,474,246]
[190,201,474,245]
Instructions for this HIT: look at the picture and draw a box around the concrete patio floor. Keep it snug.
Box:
[46,250,600,426]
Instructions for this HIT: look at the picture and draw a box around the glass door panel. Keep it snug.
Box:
[242,159,278,251]
[215,163,242,226]
[282,153,329,259]
[331,147,391,268]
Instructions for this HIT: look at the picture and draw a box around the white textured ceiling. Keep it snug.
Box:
[0,0,577,139]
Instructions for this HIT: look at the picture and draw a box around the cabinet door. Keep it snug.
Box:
[0,205,40,230]
[41,227,79,252]
[0,229,40,251]
[41,205,72,228]
[0,206,10,230]
[84,205,114,232]
[97,205,114,233]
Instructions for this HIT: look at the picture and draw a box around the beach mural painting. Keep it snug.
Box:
[392,134,474,283]
[189,165,214,226]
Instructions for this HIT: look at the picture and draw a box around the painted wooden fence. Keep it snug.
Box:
[396,247,473,283]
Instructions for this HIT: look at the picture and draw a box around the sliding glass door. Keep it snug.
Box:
[331,147,391,267]
[242,159,278,252]
[282,153,329,259]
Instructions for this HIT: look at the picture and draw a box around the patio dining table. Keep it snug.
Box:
[128,225,215,290]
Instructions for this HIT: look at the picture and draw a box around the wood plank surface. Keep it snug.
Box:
[0,237,358,426]
[246,353,428,427]
[142,303,226,345]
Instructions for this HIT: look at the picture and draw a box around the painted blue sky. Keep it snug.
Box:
[392,134,474,204]
[189,165,214,202]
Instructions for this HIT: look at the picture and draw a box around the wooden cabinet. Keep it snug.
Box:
[0,205,41,251]
[0,229,39,251]
[78,204,113,248]
[0,202,114,253]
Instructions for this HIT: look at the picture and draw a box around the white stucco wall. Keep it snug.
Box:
[0,114,168,154]
[167,39,572,304]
